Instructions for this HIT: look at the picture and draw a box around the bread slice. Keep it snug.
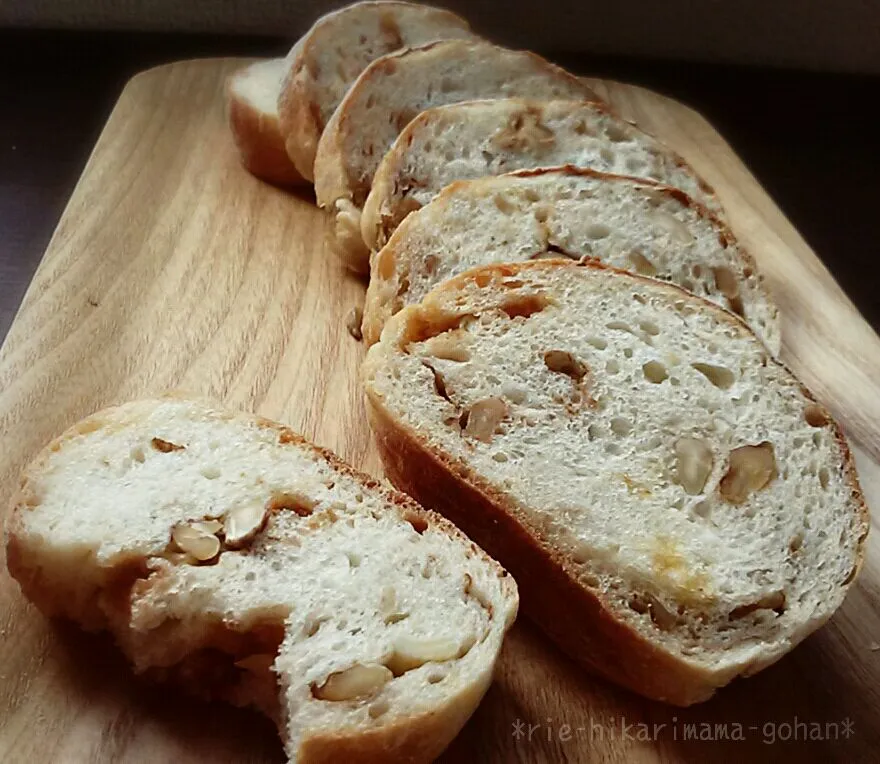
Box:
[362,168,780,353]
[277,1,476,183]
[362,260,868,706]
[312,40,600,273]
[227,59,306,187]
[6,397,518,762]
[362,98,721,251]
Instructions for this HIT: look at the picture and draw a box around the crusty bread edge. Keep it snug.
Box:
[226,70,306,187]
[5,395,519,762]
[362,166,779,351]
[362,260,869,705]
[277,2,474,184]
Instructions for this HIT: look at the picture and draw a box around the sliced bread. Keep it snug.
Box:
[362,260,868,706]
[277,1,476,183]
[227,58,305,187]
[6,397,518,762]
[362,168,780,353]
[362,98,721,251]
[312,40,600,272]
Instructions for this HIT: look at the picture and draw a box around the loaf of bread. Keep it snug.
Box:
[362,260,868,706]
[362,168,780,353]
[6,398,518,762]
[277,1,476,183]
[361,98,721,251]
[227,58,306,186]
[313,40,600,272]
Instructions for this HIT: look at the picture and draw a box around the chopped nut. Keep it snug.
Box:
[491,110,555,153]
[386,634,466,675]
[719,442,777,504]
[543,350,587,380]
[645,593,678,630]
[346,307,363,341]
[151,437,184,453]
[313,663,392,701]
[463,397,508,442]
[729,591,786,619]
[172,521,220,562]
[224,502,269,548]
[675,437,714,495]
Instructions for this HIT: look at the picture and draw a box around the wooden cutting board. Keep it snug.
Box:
[1,58,878,763]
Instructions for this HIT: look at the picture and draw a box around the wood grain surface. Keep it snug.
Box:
[0,58,878,763]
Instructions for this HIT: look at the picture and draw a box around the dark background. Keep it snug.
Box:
[1,28,878,342]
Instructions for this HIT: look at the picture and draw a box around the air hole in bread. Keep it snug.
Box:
[493,193,515,214]
[606,359,620,375]
[200,466,221,480]
[691,363,734,390]
[626,157,646,173]
[267,492,316,517]
[789,533,804,554]
[422,361,453,404]
[586,336,607,350]
[499,293,551,320]
[384,612,409,625]
[818,467,830,491]
[605,442,622,456]
[586,223,611,240]
[643,360,668,383]
[346,552,361,568]
[600,147,614,164]
[640,320,661,337]
[427,671,446,684]
[405,513,428,535]
[623,348,634,359]
[605,122,630,142]
[131,447,145,463]
[610,418,632,436]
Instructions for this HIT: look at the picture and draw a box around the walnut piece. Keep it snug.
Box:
[172,521,221,562]
[543,350,587,380]
[719,442,776,504]
[224,502,270,548]
[313,663,393,701]
[675,437,714,495]
[386,634,469,675]
[463,397,508,442]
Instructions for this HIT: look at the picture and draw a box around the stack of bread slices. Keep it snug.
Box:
[7,3,868,763]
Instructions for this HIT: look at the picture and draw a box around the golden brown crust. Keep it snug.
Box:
[226,74,306,188]
[363,259,868,705]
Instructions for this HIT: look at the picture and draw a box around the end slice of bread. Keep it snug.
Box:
[277,1,476,183]
[361,98,721,251]
[312,39,601,273]
[363,260,868,706]
[362,167,780,353]
[6,398,518,762]
[227,59,306,187]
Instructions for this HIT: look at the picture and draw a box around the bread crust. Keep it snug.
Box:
[277,1,473,182]
[226,66,306,187]
[363,260,869,705]
[361,167,777,350]
[6,396,518,763]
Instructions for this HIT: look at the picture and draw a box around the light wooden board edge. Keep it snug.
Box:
[0,58,877,763]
